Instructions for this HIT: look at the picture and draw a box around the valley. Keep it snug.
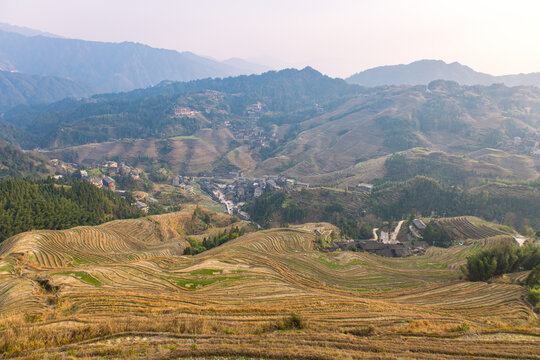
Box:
[1,23,540,359]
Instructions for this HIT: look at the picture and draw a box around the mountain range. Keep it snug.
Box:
[3,23,540,113]
[0,70,91,111]
[347,59,540,87]
[0,24,269,102]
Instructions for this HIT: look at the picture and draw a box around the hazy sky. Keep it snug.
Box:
[1,0,539,78]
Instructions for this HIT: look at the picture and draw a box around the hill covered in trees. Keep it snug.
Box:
[0,178,142,241]
[0,142,51,179]
[0,70,91,111]
[243,188,373,238]
[2,67,358,149]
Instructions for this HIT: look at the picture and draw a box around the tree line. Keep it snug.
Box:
[0,177,142,241]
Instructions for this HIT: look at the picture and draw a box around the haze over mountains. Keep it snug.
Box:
[0,70,91,111]
[347,59,540,87]
[0,23,269,101]
[2,23,540,113]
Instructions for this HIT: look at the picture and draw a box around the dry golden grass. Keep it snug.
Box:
[44,128,235,174]
[0,209,538,359]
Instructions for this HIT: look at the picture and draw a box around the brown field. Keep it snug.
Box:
[44,128,235,174]
[435,216,515,241]
[0,208,539,359]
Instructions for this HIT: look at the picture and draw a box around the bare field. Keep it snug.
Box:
[0,210,538,359]
[44,128,236,174]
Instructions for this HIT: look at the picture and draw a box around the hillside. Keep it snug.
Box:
[0,70,91,111]
[253,81,540,177]
[0,142,52,179]
[4,76,539,183]
[347,59,540,88]
[0,211,538,359]
[44,128,237,175]
[2,67,358,149]
[0,29,267,93]
[0,178,143,241]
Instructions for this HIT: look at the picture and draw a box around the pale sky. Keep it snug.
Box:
[1,0,539,78]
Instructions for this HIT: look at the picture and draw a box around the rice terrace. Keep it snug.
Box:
[3,2,540,359]
[0,206,538,359]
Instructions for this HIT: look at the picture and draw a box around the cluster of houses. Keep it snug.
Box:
[172,175,195,194]
[198,175,309,220]
[246,102,262,122]
[329,219,428,257]
[173,106,200,117]
[79,160,141,191]
[504,131,540,157]
[227,123,276,148]
[132,193,158,213]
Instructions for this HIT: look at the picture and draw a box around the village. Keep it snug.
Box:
[50,159,153,212]
[172,101,278,148]
[503,130,540,157]
[197,175,310,220]
[329,218,429,257]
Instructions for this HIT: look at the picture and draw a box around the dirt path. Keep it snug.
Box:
[391,220,404,242]
[372,228,378,241]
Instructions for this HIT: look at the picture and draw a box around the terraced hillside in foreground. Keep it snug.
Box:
[0,212,538,359]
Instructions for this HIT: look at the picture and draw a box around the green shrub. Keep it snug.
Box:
[346,325,375,336]
[528,286,540,309]
[278,312,305,330]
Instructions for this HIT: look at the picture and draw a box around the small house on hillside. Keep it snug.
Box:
[357,183,373,193]
[102,176,116,191]
[513,236,528,247]
[412,219,426,231]
[135,201,148,213]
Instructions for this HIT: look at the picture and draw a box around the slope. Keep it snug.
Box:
[0,142,51,179]
[0,211,538,359]
[0,70,91,111]
[254,81,540,177]
[2,67,358,149]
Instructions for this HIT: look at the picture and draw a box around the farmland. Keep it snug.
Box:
[0,209,538,359]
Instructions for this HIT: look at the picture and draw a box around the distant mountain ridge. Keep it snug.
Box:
[347,59,540,88]
[0,70,91,111]
[0,27,269,94]
[0,22,63,38]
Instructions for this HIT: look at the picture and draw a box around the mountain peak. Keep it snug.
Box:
[346,59,497,87]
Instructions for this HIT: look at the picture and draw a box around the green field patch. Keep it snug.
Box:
[346,258,370,267]
[170,276,242,290]
[70,257,91,265]
[87,168,104,178]
[0,260,15,273]
[57,271,101,286]
[314,255,369,269]
[190,268,223,275]
[281,199,294,208]
[416,262,445,269]
[169,135,200,140]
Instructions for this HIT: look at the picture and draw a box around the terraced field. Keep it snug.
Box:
[435,216,514,241]
[0,211,538,359]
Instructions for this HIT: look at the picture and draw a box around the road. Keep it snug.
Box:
[372,228,379,241]
[391,220,404,243]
